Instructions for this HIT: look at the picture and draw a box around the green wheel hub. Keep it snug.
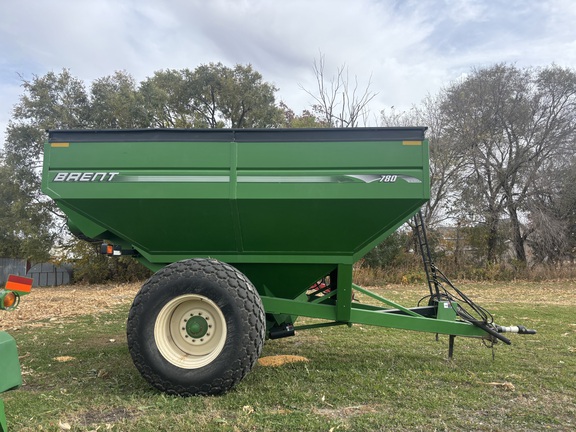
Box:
[186,315,209,338]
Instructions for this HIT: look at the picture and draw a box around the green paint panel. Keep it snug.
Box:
[234,263,335,299]
[59,199,238,253]
[236,198,423,255]
[0,332,21,393]
[49,141,232,170]
[237,140,425,169]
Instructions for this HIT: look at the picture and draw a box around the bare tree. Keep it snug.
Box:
[526,201,570,264]
[380,94,465,230]
[440,64,576,264]
[301,53,377,127]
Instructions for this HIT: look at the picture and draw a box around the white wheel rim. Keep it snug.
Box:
[154,294,227,369]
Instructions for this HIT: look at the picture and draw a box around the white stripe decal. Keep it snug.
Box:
[110,174,421,184]
[121,176,230,182]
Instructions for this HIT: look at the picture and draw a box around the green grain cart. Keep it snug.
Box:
[42,128,534,396]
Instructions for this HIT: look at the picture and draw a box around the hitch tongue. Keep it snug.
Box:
[496,325,537,335]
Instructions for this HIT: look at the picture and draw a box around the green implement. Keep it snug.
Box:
[41,127,534,396]
[1,275,32,432]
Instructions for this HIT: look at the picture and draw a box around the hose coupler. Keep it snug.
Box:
[496,325,537,335]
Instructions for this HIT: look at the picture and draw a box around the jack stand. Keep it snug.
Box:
[448,335,455,359]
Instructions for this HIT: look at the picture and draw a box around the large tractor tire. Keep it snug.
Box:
[127,258,265,396]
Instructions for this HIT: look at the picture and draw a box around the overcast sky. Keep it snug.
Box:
[1,0,576,145]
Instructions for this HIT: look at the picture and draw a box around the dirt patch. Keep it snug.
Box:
[79,407,138,427]
[54,356,76,362]
[258,355,309,367]
[0,283,141,330]
[315,404,380,419]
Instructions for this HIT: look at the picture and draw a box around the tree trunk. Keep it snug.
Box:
[486,216,500,264]
[508,204,527,263]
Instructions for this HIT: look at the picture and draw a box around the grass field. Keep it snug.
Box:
[1,280,574,431]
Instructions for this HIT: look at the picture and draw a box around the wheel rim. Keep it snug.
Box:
[154,294,227,369]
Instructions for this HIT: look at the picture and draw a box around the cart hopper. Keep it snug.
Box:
[43,128,429,297]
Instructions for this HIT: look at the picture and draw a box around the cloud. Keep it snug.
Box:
[1,0,576,146]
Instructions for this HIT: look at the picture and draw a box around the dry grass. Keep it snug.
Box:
[2,279,574,332]
[258,355,309,367]
[361,279,576,307]
[0,282,140,331]
[445,280,576,306]
[354,262,576,286]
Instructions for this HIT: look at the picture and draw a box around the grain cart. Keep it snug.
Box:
[41,128,534,396]
[1,275,33,432]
